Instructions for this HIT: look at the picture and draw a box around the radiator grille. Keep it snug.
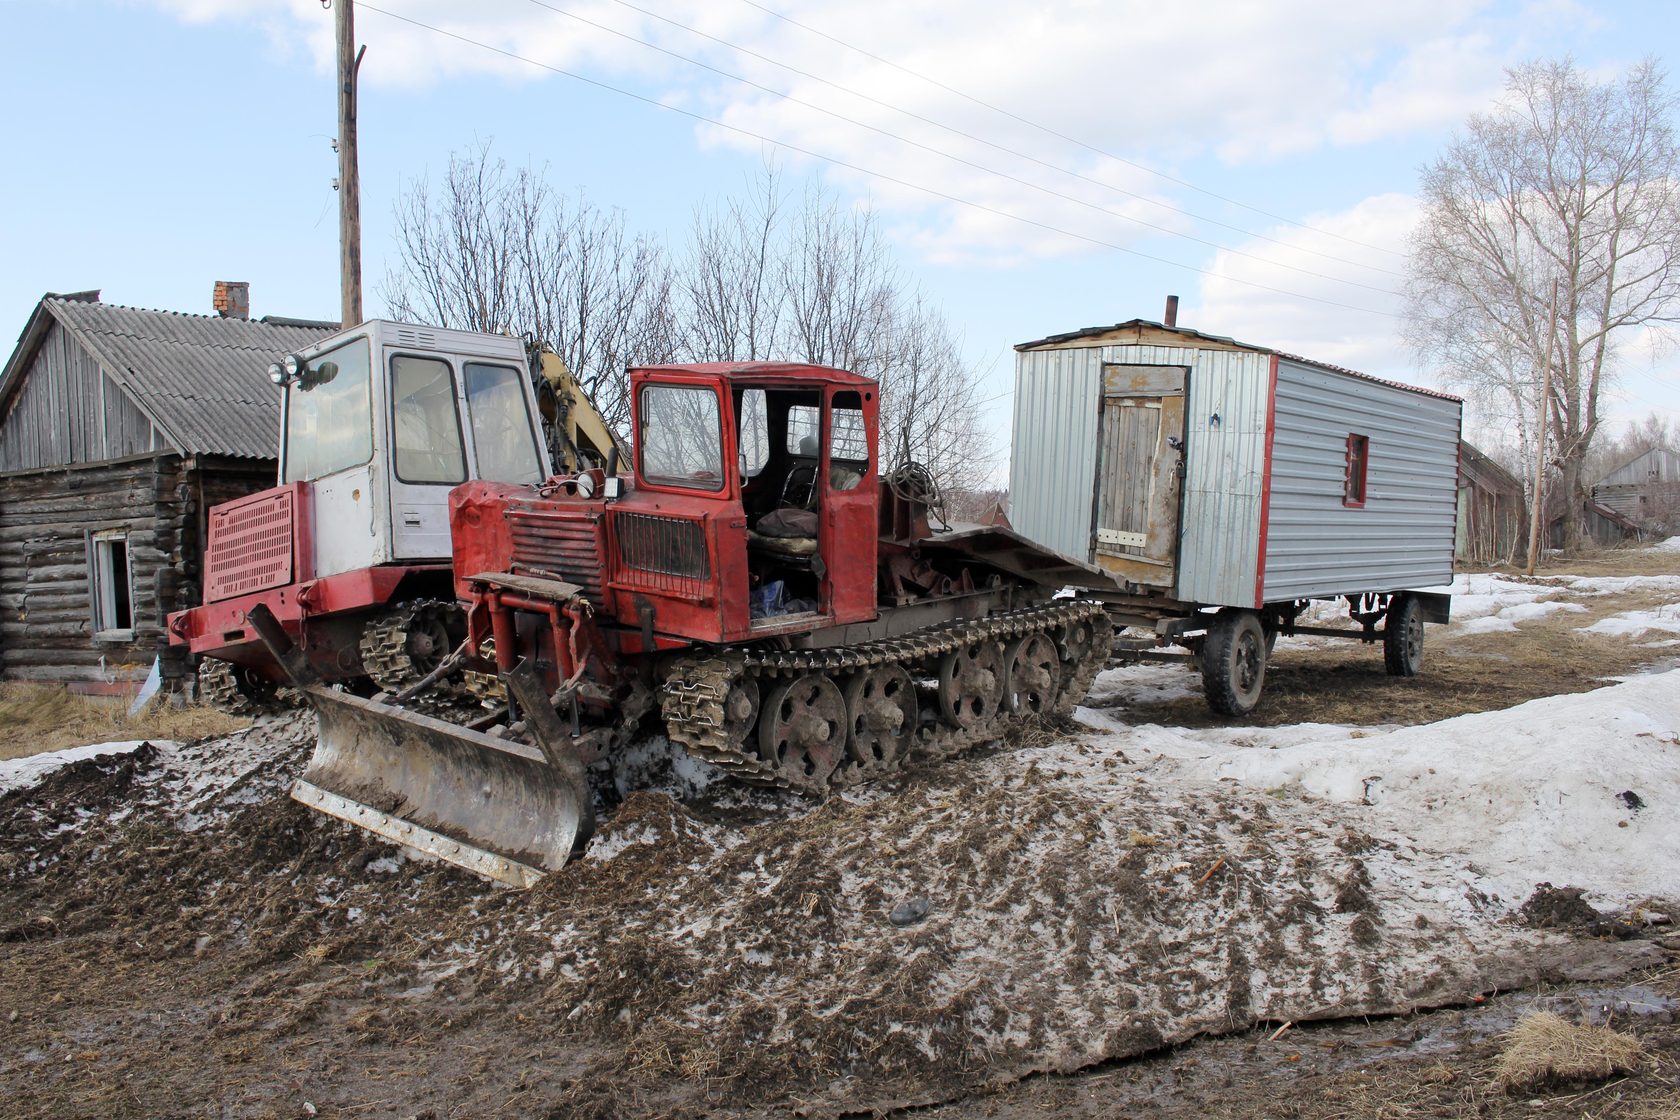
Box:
[612,511,710,598]
[508,507,607,605]
[205,489,295,602]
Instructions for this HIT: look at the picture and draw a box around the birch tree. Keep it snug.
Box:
[382,144,679,432]
[1406,58,1680,549]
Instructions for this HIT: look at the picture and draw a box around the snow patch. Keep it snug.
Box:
[1584,604,1680,639]
[1146,671,1680,905]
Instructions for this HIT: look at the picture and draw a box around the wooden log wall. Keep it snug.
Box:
[0,453,277,689]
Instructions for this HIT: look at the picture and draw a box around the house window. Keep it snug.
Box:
[89,530,135,639]
[1344,434,1370,508]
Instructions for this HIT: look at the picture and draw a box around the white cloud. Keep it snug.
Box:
[141,0,1592,267]
[1190,192,1422,378]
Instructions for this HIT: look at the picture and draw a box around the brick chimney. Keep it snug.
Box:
[1163,294,1179,327]
[213,281,250,320]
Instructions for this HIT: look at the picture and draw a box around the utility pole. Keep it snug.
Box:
[1525,280,1558,576]
[335,0,365,327]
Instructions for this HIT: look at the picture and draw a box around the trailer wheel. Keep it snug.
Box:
[1200,609,1267,717]
[1383,594,1425,677]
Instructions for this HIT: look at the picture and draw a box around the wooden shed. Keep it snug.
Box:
[0,290,336,695]
[1593,446,1680,534]
[1456,441,1527,565]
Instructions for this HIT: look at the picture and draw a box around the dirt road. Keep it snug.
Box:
[3,551,1678,1119]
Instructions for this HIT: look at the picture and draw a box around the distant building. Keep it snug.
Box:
[1593,446,1680,536]
[0,287,336,695]
[1456,441,1528,565]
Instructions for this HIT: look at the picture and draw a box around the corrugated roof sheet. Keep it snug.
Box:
[42,298,338,459]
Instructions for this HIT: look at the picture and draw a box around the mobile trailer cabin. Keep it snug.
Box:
[1010,318,1462,713]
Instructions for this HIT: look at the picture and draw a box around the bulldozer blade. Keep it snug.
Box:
[290,685,593,888]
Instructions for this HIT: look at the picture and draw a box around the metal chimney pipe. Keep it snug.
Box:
[1164,294,1179,327]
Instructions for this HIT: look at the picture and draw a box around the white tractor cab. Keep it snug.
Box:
[272,320,554,578]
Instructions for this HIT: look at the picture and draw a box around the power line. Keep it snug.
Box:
[738,0,1409,261]
[516,0,1397,298]
[353,4,1399,319]
[576,0,1402,280]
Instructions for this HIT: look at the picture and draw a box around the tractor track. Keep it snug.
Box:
[661,599,1112,793]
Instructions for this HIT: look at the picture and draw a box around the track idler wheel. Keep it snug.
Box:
[758,674,847,792]
[1003,632,1062,716]
[937,640,1004,731]
[838,663,918,784]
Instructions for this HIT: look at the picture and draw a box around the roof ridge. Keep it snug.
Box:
[45,295,333,330]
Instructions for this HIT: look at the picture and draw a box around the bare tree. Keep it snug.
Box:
[676,169,996,495]
[1406,58,1680,551]
[382,144,679,432]
[680,169,787,363]
[384,152,997,493]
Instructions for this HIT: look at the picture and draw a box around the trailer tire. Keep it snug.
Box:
[1383,594,1425,677]
[1201,609,1267,717]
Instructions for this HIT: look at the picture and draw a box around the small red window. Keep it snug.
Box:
[1344,434,1369,507]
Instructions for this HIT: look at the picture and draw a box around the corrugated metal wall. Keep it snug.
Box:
[1010,348,1102,559]
[1011,342,1270,605]
[1156,346,1269,605]
[0,322,157,472]
[1262,360,1459,601]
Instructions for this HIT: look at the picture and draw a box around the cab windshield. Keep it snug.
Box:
[283,336,372,483]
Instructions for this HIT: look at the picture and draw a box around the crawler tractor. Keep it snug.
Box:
[175,323,1113,886]
[167,321,620,711]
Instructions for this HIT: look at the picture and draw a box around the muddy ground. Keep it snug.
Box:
[3,553,1679,1119]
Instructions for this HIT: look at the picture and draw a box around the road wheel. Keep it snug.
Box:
[1383,594,1425,677]
[1003,632,1062,716]
[1200,609,1267,717]
[838,664,918,783]
[937,640,1005,731]
[758,674,847,792]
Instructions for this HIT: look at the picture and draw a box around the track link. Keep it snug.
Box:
[196,657,291,717]
[661,600,1112,793]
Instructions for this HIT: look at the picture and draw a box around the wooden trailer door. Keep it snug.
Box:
[1092,364,1186,587]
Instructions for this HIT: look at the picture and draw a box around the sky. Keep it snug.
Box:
[3,0,1678,468]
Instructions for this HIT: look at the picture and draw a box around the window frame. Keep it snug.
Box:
[827,389,870,488]
[387,351,470,487]
[87,528,136,642]
[280,333,375,484]
[458,359,546,486]
[1343,433,1370,508]
[636,381,728,494]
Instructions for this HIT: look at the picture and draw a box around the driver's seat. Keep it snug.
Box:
[781,462,818,510]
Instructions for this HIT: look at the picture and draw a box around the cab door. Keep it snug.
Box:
[279,332,391,579]
[818,385,877,625]
[1092,364,1186,588]
[384,350,470,561]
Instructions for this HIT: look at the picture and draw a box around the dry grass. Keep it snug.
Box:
[0,683,246,762]
[1118,554,1680,729]
[1493,1011,1643,1093]
[1466,541,1680,580]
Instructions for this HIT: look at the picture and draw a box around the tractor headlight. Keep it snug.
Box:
[268,362,287,385]
[282,352,307,379]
